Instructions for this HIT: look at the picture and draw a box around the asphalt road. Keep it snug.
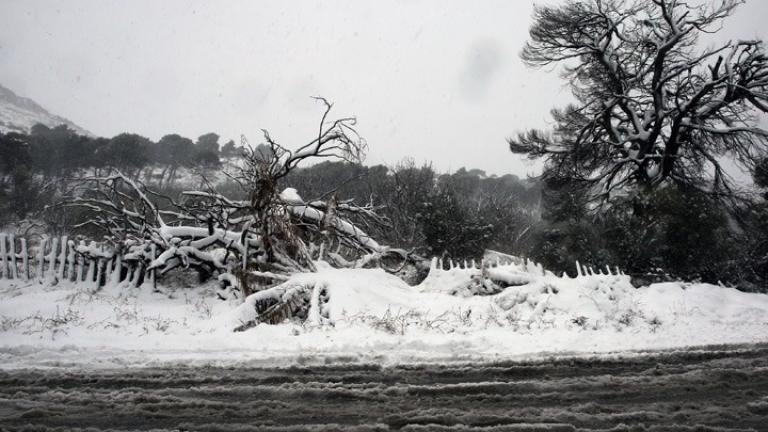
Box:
[1,345,768,431]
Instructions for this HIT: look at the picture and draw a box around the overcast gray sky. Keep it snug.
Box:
[1,0,767,176]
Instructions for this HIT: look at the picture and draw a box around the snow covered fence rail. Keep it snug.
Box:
[0,233,154,288]
[419,250,628,297]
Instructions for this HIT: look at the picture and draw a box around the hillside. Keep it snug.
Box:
[0,83,91,136]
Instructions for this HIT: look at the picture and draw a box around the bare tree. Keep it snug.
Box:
[509,0,768,203]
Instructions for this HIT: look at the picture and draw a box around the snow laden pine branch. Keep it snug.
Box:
[510,0,768,203]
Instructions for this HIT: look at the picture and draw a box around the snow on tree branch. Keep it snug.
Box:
[510,0,767,203]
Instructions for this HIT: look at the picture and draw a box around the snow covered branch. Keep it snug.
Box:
[56,102,406,298]
[511,0,768,203]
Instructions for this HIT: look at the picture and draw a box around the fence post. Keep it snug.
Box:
[87,242,98,284]
[58,236,68,281]
[76,241,85,283]
[124,263,132,286]
[20,238,29,280]
[9,234,17,280]
[47,237,59,283]
[94,259,104,288]
[110,254,123,286]
[0,234,7,279]
[104,258,114,285]
[67,240,76,282]
[151,243,157,291]
[144,243,157,290]
[128,263,138,287]
[85,254,96,286]
[37,238,47,280]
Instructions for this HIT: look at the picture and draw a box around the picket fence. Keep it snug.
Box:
[0,233,156,288]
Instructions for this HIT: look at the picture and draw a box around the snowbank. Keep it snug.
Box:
[1,261,767,369]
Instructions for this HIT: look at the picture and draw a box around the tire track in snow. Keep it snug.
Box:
[1,345,768,431]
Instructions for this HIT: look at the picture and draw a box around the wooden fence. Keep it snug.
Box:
[0,233,155,288]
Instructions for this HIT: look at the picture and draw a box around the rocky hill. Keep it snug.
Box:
[0,84,91,136]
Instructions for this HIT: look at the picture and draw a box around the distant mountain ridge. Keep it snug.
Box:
[0,84,91,136]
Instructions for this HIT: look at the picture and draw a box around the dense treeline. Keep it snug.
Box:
[279,159,768,290]
[0,125,542,260]
[0,125,237,224]
[0,124,238,179]
[282,161,541,259]
[533,176,768,290]
[1,125,766,290]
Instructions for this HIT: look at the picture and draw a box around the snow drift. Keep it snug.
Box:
[231,256,768,335]
[1,256,767,369]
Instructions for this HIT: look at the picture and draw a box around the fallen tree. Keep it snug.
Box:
[56,98,410,298]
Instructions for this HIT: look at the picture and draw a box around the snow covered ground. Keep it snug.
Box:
[1,260,767,370]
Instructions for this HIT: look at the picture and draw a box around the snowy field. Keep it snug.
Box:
[1,260,768,369]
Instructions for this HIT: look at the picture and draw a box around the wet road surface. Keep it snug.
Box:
[1,345,768,431]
